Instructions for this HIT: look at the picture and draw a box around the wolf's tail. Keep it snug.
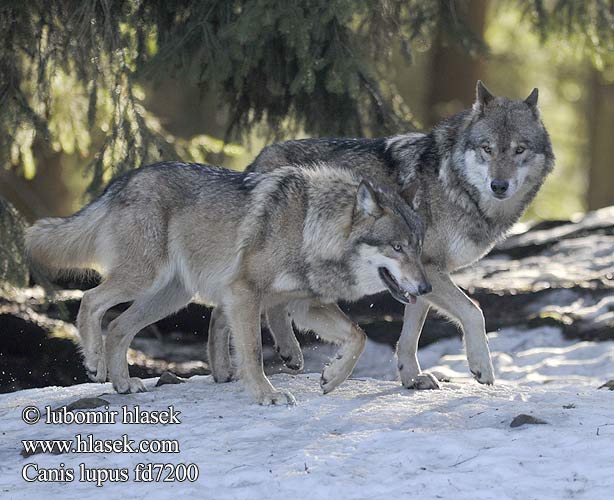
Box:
[25,202,107,278]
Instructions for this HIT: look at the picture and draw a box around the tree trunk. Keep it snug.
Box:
[425,0,487,127]
[0,196,28,288]
[587,70,614,210]
[0,142,74,221]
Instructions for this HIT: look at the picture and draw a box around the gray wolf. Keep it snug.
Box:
[26,162,429,404]
[209,81,554,389]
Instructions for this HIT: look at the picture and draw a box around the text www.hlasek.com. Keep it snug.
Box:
[23,434,180,455]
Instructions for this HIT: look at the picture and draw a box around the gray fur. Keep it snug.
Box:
[26,162,428,404]
[209,81,554,388]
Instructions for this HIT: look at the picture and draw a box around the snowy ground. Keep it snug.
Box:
[1,326,613,500]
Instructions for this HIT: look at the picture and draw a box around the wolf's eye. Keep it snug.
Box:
[391,243,403,253]
[482,145,492,154]
[515,146,525,154]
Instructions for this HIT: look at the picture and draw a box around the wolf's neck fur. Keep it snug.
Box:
[239,165,369,303]
[302,167,385,302]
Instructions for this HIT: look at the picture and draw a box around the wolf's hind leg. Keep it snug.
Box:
[266,304,303,372]
[396,298,440,390]
[225,286,295,406]
[106,276,191,394]
[290,300,366,394]
[207,307,233,383]
[77,277,141,383]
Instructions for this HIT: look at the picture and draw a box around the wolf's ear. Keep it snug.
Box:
[473,80,495,113]
[524,88,539,109]
[355,181,382,218]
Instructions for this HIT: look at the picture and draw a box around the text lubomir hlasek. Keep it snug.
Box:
[44,405,181,425]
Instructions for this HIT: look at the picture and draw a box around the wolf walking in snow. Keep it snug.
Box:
[209,81,555,389]
[26,163,430,404]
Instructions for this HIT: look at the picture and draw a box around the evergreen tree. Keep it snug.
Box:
[0,0,613,194]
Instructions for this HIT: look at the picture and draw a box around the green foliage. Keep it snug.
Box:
[0,0,613,196]
[520,0,614,73]
[0,0,483,193]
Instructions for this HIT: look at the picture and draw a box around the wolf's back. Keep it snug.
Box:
[25,199,108,276]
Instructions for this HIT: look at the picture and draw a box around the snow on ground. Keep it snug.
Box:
[1,326,613,500]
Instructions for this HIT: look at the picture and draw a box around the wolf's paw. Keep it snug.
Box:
[210,351,233,383]
[84,355,107,383]
[87,359,107,383]
[320,357,354,394]
[321,335,365,394]
[399,363,439,390]
[256,389,296,406]
[275,345,304,372]
[467,351,495,385]
[403,372,441,390]
[471,366,495,385]
[467,340,495,385]
[211,367,234,384]
[113,377,147,394]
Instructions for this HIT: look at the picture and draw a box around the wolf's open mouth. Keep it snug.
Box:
[378,267,416,305]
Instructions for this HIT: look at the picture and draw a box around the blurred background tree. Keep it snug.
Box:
[1,0,613,223]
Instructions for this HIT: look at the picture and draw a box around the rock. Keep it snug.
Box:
[598,380,614,390]
[61,397,110,411]
[510,414,548,428]
[156,371,186,386]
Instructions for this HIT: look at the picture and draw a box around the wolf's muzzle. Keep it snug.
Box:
[378,268,431,305]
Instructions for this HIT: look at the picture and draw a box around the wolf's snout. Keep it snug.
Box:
[490,179,509,197]
[417,282,432,296]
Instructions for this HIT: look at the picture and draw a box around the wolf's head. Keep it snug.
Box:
[350,181,431,304]
[455,81,554,206]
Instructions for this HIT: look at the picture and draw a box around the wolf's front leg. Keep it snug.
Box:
[290,300,366,394]
[225,286,295,405]
[396,298,441,390]
[426,271,495,385]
